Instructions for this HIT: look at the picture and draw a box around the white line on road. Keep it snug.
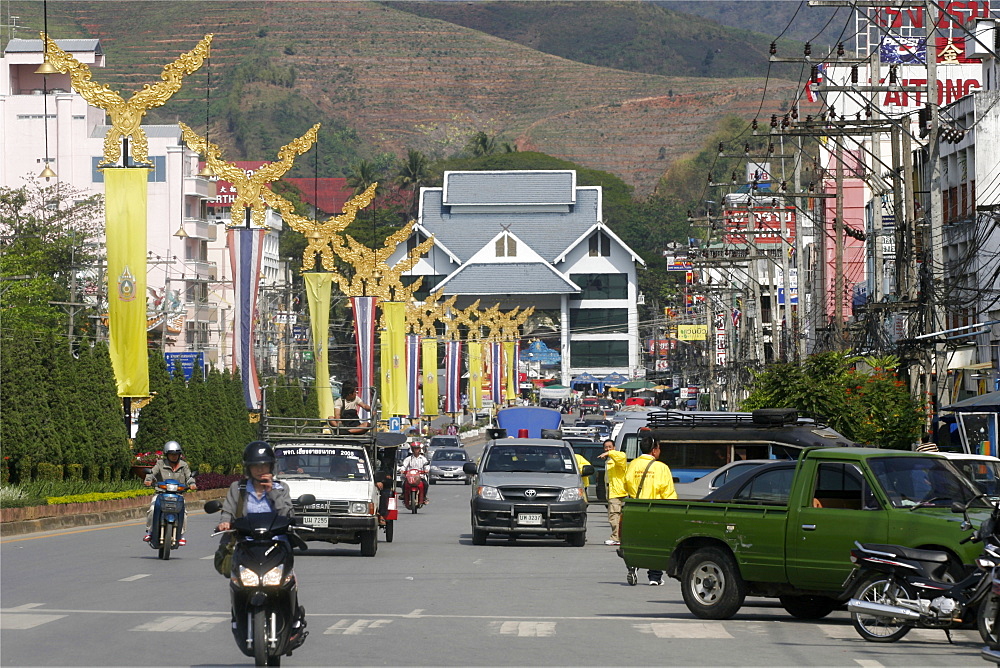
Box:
[5,603,44,611]
[200,554,214,560]
[1,614,66,630]
[635,622,732,639]
[854,660,884,667]
[118,574,151,582]
[324,619,393,635]
[131,616,226,632]
[493,621,556,637]
[404,609,424,618]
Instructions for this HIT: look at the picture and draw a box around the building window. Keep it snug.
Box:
[570,340,628,367]
[588,230,611,257]
[185,321,210,347]
[495,234,516,257]
[92,155,166,182]
[570,308,627,333]
[570,273,628,299]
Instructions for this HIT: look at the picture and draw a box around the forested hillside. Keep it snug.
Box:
[9,0,807,196]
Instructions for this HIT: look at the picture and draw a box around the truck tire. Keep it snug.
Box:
[567,532,586,547]
[680,547,746,620]
[850,577,914,642]
[360,529,377,557]
[472,527,488,545]
[778,595,838,620]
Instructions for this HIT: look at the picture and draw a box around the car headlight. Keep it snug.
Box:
[238,565,260,587]
[478,486,502,500]
[558,487,583,502]
[261,565,284,587]
[349,501,371,515]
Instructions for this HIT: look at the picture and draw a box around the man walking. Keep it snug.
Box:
[624,436,676,585]
[597,439,627,546]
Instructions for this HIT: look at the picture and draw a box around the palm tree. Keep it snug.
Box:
[346,159,379,196]
[466,131,497,157]
[395,149,430,219]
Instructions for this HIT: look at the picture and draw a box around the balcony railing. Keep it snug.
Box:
[184,175,216,199]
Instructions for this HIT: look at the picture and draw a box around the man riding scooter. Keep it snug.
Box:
[143,440,196,544]
[398,442,430,509]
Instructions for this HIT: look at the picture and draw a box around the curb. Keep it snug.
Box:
[1,489,228,537]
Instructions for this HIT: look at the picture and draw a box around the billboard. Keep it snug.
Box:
[677,325,708,341]
[722,207,796,245]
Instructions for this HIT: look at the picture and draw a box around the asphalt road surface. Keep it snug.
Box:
[0,439,990,666]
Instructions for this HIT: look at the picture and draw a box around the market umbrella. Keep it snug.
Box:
[617,379,656,390]
[943,390,1000,412]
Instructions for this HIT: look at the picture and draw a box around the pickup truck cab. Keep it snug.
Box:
[620,447,988,620]
[274,440,381,556]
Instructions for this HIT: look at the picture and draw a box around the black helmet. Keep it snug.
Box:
[243,441,275,475]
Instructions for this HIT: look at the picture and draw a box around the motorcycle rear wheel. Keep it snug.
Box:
[384,520,394,543]
[851,577,914,642]
[980,592,1000,645]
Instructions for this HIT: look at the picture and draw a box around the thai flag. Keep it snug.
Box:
[491,342,504,405]
[351,296,378,420]
[732,308,742,329]
[406,334,421,418]
[228,227,266,410]
[804,63,826,103]
[880,37,925,64]
[444,340,462,414]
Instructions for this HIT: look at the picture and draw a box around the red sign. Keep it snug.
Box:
[723,207,796,245]
[872,2,991,29]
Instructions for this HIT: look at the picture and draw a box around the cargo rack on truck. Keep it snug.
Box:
[645,408,823,429]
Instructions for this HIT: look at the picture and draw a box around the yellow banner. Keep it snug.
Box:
[677,324,708,341]
[380,331,392,419]
[106,168,149,397]
[504,341,516,401]
[468,341,482,411]
[304,273,335,421]
[383,302,407,416]
[422,338,439,416]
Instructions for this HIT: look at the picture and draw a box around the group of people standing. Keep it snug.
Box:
[598,435,675,585]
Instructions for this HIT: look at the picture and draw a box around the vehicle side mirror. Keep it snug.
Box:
[581,465,595,477]
[297,494,316,506]
[204,500,223,514]
[951,501,967,513]
[463,462,478,475]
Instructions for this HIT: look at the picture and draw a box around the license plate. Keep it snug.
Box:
[517,513,543,526]
[444,472,457,477]
[303,516,328,528]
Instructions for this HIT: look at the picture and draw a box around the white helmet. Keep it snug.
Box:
[164,440,182,456]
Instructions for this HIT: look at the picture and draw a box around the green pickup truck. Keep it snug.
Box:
[619,447,988,620]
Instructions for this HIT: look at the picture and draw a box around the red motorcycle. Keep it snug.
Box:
[402,468,427,513]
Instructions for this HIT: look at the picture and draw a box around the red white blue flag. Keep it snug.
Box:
[804,63,826,103]
[444,340,462,414]
[490,342,504,405]
[406,334,421,418]
[351,296,378,420]
[228,227,266,410]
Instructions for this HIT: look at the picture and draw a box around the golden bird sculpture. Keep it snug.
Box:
[43,32,213,167]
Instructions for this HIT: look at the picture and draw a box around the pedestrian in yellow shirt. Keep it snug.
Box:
[624,436,676,584]
[597,439,627,545]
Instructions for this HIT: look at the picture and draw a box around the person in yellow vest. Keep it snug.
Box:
[624,436,676,584]
[597,439,627,546]
[574,451,592,502]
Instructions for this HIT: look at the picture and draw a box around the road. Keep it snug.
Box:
[0,437,990,667]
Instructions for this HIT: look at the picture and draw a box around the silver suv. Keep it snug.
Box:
[463,438,592,546]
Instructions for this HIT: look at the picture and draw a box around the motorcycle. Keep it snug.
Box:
[148,478,188,560]
[983,566,1000,664]
[206,496,315,667]
[846,493,1000,644]
[402,468,426,513]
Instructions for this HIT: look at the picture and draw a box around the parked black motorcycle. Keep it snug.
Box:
[846,494,1000,643]
[206,498,314,667]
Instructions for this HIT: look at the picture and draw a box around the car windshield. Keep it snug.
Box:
[946,457,1000,500]
[275,446,370,481]
[869,457,982,508]
[482,445,576,473]
[432,450,468,462]
[430,437,459,448]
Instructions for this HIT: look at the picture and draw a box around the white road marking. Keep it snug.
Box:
[323,619,393,635]
[404,609,424,618]
[854,660,884,667]
[131,616,226,632]
[118,574,150,582]
[493,621,556,637]
[635,622,732,639]
[0,614,66,629]
[5,603,44,611]
[200,554,214,560]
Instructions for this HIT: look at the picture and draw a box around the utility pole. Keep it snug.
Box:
[834,142,845,346]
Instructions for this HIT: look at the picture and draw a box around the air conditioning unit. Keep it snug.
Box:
[968,20,995,58]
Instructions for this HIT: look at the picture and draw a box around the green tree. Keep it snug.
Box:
[77,341,130,478]
[465,131,498,158]
[395,149,431,219]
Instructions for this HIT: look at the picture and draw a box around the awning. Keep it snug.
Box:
[943,390,1000,412]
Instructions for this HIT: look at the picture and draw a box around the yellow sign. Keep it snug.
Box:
[677,325,708,341]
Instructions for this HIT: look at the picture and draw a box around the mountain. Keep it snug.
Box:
[10,1,807,196]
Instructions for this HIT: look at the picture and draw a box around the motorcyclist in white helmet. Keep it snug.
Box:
[143,440,197,544]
